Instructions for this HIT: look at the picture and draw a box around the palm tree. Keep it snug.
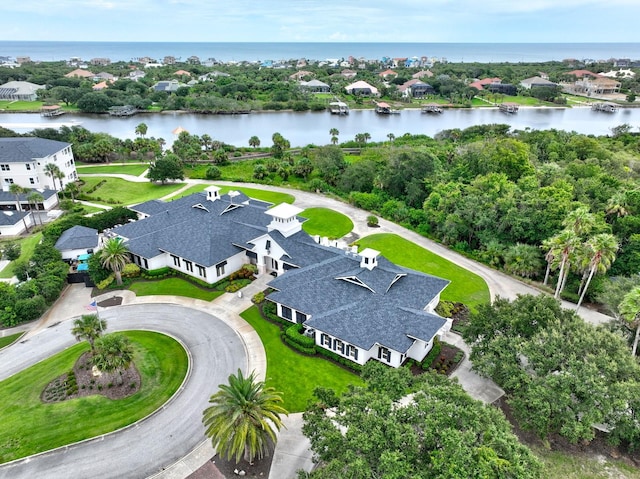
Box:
[201,134,213,151]
[27,191,44,226]
[135,122,148,138]
[541,237,556,286]
[64,182,79,203]
[202,369,288,464]
[44,163,63,190]
[249,136,260,149]
[503,243,543,279]
[563,206,596,237]
[620,287,640,356]
[329,128,339,145]
[605,192,629,219]
[9,184,30,234]
[387,133,396,144]
[93,333,134,385]
[575,233,618,309]
[100,238,130,285]
[551,230,581,299]
[71,313,106,354]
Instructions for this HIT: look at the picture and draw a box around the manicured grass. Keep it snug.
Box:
[534,446,640,479]
[77,204,108,215]
[76,164,149,176]
[301,207,353,238]
[0,333,23,350]
[77,176,185,205]
[169,184,295,205]
[241,306,362,412]
[0,100,44,111]
[0,233,42,279]
[355,233,490,310]
[0,330,187,463]
[129,277,224,301]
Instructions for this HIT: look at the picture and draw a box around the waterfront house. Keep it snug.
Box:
[299,79,330,93]
[0,81,44,101]
[520,76,558,89]
[468,78,501,91]
[345,80,379,96]
[152,80,184,92]
[398,79,435,98]
[110,186,451,368]
[575,76,622,95]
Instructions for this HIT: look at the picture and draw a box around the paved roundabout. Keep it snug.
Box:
[0,303,249,479]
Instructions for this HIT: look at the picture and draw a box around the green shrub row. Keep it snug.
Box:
[282,334,317,355]
[421,338,442,370]
[285,323,316,348]
[315,347,363,373]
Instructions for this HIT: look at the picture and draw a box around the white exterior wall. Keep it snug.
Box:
[0,160,42,191]
[313,328,406,368]
[35,145,78,190]
[425,293,441,313]
[61,247,95,261]
[41,193,59,210]
[250,234,287,276]
[0,213,34,236]
[146,254,166,271]
[406,337,434,362]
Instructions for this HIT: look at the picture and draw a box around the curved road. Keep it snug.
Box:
[0,303,249,479]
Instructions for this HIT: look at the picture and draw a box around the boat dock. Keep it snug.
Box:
[109,105,138,117]
[421,103,443,114]
[328,101,349,115]
[41,105,65,117]
[374,102,400,114]
[499,103,519,114]
[591,102,618,112]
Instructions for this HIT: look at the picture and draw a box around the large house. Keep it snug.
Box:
[0,81,44,101]
[0,138,78,192]
[345,80,379,96]
[111,187,452,367]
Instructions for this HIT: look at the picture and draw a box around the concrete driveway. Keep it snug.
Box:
[0,303,249,479]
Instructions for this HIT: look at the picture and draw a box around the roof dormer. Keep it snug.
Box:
[266,203,303,238]
[205,185,220,202]
[359,248,380,271]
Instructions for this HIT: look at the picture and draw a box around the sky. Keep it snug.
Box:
[2,0,640,43]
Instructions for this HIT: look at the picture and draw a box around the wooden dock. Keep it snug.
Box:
[591,102,618,112]
[375,102,400,115]
[421,103,443,114]
[41,105,65,117]
[328,101,349,115]
[499,103,519,114]
[109,105,138,117]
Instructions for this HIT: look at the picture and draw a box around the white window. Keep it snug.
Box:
[216,260,227,277]
[0,164,9,171]
[25,164,31,170]
[29,178,35,184]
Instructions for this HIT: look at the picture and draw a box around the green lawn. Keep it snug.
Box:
[0,233,42,279]
[76,164,149,176]
[0,100,44,111]
[301,207,353,238]
[0,330,187,463]
[241,306,362,412]
[355,234,489,310]
[534,446,640,479]
[0,333,23,350]
[169,184,295,205]
[77,176,185,206]
[129,277,224,301]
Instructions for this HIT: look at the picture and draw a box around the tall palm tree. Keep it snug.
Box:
[93,333,134,385]
[27,191,44,226]
[202,369,288,464]
[329,128,339,145]
[135,122,148,138]
[504,243,543,279]
[563,206,596,237]
[605,192,629,219]
[387,133,396,144]
[71,313,107,354]
[44,163,63,190]
[9,184,30,234]
[541,237,556,286]
[575,233,618,309]
[620,287,640,356]
[100,238,130,285]
[63,182,79,203]
[552,230,581,299]
[249,136,260,149]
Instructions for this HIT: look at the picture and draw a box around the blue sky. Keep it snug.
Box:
[2,0,639,43]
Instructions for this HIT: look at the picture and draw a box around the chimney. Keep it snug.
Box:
[205,185,220,202]
[359,248,379,270]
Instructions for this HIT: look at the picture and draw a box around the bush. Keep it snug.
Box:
[252,291,265,304]
[122,263,141,278]
[421,338,442,370]
[97,274,115,290]
[205,165,222,180]
[366,215,379,227]
[2,242,21,261]
[435,301,455,318]
[142,267,173,278]
[315,347,362,373]
[285,323,316,348]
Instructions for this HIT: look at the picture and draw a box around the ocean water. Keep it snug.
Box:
[0,41,639,64]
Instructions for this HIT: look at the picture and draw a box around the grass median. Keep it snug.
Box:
[301,207,354,239]
[0,330,187,463]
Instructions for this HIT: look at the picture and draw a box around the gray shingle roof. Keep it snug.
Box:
[267,253,449,353]
[54,225,99,251]
[0,138,70,163]
[0,188,57,203]
[0,210,28,226]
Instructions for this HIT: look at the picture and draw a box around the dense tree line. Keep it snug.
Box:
[2,58,636,113]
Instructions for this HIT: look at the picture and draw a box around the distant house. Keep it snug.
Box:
[398,79,434,98]
[109,187,452,368]
[163,56,177,65]
[520,76,558,89]
[92,81,109,91]
[174,70,192,77]
[341,69,358,79]
[90,58,111,66]
[198,71,231,81]
[566,69,600,79]
[486,83,517,96]
[54,225,99,260]
[468,78,501,91]
[186,56,200,65]
[0,81,44,101]
[575,76,621,95]
[289,71,314,81]
[152,80,184,92]
[300,79,331,93]
[65,68,94,79]
[600,69,635,79]
[345,80,379,96]
[94,72,116,81]
[129,70,146,81]
[412,70,433,79]
[379,69,398,80]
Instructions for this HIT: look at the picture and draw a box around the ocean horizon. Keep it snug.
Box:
[1,41,639,64]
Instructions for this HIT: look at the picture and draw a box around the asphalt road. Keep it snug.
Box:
[0,303,248,479]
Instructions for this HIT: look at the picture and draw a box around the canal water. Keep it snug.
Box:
[1,107,639,147]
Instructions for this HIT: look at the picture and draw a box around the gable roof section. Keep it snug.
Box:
[0,138,70,163]
[55,225,99,251]
[0,210,28,226]
[267,253,449,352]
[0,188,57,203]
